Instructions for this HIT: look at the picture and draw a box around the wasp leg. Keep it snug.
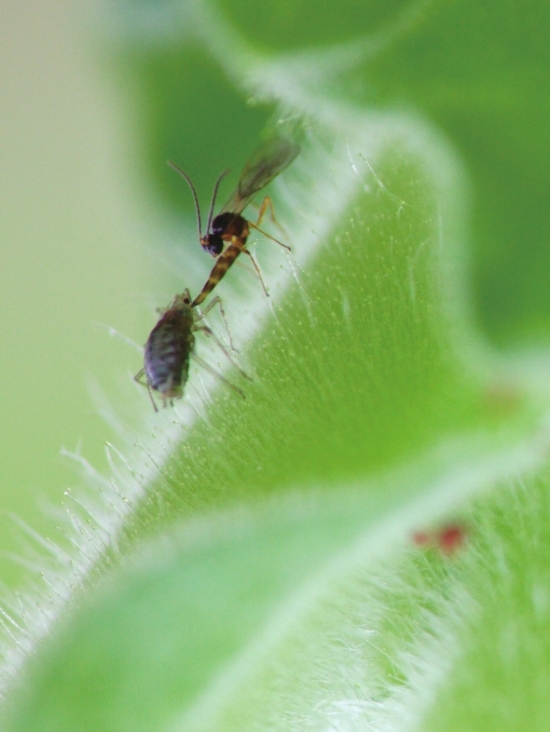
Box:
[241,248,269,298]
[250,195,292,252]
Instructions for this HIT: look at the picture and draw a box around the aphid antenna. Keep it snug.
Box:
[167,160,204,240]
[205,168,231,234]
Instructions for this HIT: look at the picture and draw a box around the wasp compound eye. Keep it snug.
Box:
[202,233,224,257]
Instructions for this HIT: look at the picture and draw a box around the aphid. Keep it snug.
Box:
[168,136,300,307]
[134,290,247,411]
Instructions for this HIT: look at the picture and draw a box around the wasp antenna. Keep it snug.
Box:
[167,160,203,240]
[205,168,231,234]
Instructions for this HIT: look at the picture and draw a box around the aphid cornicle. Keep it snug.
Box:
[134,289,246,411]
[168,136,300,307]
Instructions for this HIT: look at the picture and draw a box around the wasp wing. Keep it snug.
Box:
[220,137,300,215]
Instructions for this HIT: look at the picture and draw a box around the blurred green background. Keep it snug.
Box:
[0,1,149,585]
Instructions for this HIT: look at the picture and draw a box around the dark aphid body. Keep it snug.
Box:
[142,291,195,406]
[168,136,299,308]
[135,289,249,410]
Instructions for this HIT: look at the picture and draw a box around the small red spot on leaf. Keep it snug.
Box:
[411,522,467,556]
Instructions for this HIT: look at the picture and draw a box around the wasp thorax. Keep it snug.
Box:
[211,212,234,236]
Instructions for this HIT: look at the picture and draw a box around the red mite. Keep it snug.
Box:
[134,289,247,410]
[412,522,467,556]
[168,136,300,307]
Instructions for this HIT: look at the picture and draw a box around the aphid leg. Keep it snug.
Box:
[148,386,160,412]
[134,367,145,383]
[133,369,159,412]
[194,295,236,352]
[192,353,246,399]
[196,325,252,382]
[250,195,292,252]
[241,248,269,298]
